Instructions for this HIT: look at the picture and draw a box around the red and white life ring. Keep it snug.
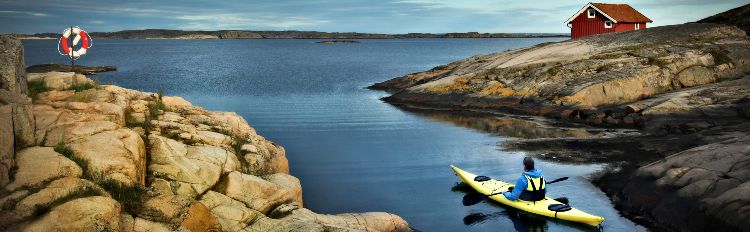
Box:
[58,27,92,58]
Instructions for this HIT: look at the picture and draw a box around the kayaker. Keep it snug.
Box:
[503,157,546,201]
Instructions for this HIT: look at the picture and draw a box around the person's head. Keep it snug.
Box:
[523,157,534,171]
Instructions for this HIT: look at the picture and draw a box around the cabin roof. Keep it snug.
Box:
[565,2,653,24]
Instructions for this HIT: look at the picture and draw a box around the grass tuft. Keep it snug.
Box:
[98,179,150,215]
[28,80,51,100]
[69,82,97,92]
[55,140,90,180]
[32,186,101,216]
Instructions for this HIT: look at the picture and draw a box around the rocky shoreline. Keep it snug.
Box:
[0,35,412,231]
[369,21,750,231]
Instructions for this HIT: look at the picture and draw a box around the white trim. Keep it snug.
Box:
[564,3,619,24]
[635,23,640,30]
[604,21,613,28]
[587,9,595,18]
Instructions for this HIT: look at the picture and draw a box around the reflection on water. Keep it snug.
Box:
[455,183,601,232]
[401,107,604,139]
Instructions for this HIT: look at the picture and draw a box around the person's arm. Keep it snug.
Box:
[503,176,527,200]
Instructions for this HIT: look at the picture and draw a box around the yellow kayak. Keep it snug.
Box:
[451,165,605,227]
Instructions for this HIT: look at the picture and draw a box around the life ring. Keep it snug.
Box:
[58,27,92,58]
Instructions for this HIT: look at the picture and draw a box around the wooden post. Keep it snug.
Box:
[69,25,77,86]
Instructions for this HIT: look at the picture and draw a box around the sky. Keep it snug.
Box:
[0,0,746,34]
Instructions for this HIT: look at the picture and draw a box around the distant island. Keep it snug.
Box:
[7,29,569,40]
[316,40,360,44]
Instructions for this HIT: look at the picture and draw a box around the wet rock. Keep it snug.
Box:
[635,136,750,230]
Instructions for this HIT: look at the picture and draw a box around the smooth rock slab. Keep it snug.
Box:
[21,196,121,232]
[4,147,82,191]
[69,128,146,186]
[216,171,301,214]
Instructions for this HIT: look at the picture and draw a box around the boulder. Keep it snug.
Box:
[21,196,121,232]
[4,147,82,191]
[12,177,109,221]
[241,140,289,175]
[216,171,301,214]
[0,36,35,188]
[162,96,192,107]
[69,128,146,186]
[0,104,13,187]
[0,35,27,95]
[198,191,263,231]
[26,72,93,91]
[148,135,235,197]
[137,194,221,231]
[249,204,412,232]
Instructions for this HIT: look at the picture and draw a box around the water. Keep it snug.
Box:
[23,39,645,232]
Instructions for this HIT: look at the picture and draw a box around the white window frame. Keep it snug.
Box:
[587,9,595,18]
[635,23,640,30]
[604,21,613,29]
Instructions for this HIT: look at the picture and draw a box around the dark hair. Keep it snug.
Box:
[523,157,534,171]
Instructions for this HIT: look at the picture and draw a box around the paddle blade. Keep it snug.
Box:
[462,192,488,206]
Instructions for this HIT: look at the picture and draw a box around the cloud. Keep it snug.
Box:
[0,10,48,17]
[175,14,330,30]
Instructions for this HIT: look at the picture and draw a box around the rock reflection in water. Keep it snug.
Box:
[401,107,602,139]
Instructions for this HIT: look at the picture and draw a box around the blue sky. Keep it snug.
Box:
[0,0,746,34]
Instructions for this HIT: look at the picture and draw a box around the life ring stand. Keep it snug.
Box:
[58,27,92,59]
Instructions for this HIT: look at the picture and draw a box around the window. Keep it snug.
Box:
[635,23,640,30]
[587,9,595,18]
[604,21,613,28]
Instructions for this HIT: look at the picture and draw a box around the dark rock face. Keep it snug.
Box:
[0,35,35,188]
[26,64,117,75]
[698,3,750,33]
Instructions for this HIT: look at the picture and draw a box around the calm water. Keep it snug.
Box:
[23,39,644,232]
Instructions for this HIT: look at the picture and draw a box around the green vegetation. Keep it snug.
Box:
[55,140,90,180]
[67,90,96,102]
[68,82,97,92]
[709,48,733,66]
[646,56,668,67]
[98,179,150,215]
[27,80,50,100]
[123,106,141,128]
[32,186,101,216]
[590,53,622,60]
[232,135,246,158]
[546,65,561,76]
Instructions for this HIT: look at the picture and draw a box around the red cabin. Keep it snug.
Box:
[565,3,652,39]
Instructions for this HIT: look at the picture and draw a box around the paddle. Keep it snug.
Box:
[462,176,569,206]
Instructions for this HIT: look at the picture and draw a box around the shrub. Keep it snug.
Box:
[28,80,50,100]
[147,101,166,119]
[98,179,150,215]
[69,82,97,92]
[709,48,733,66]
[124,106,143,128]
